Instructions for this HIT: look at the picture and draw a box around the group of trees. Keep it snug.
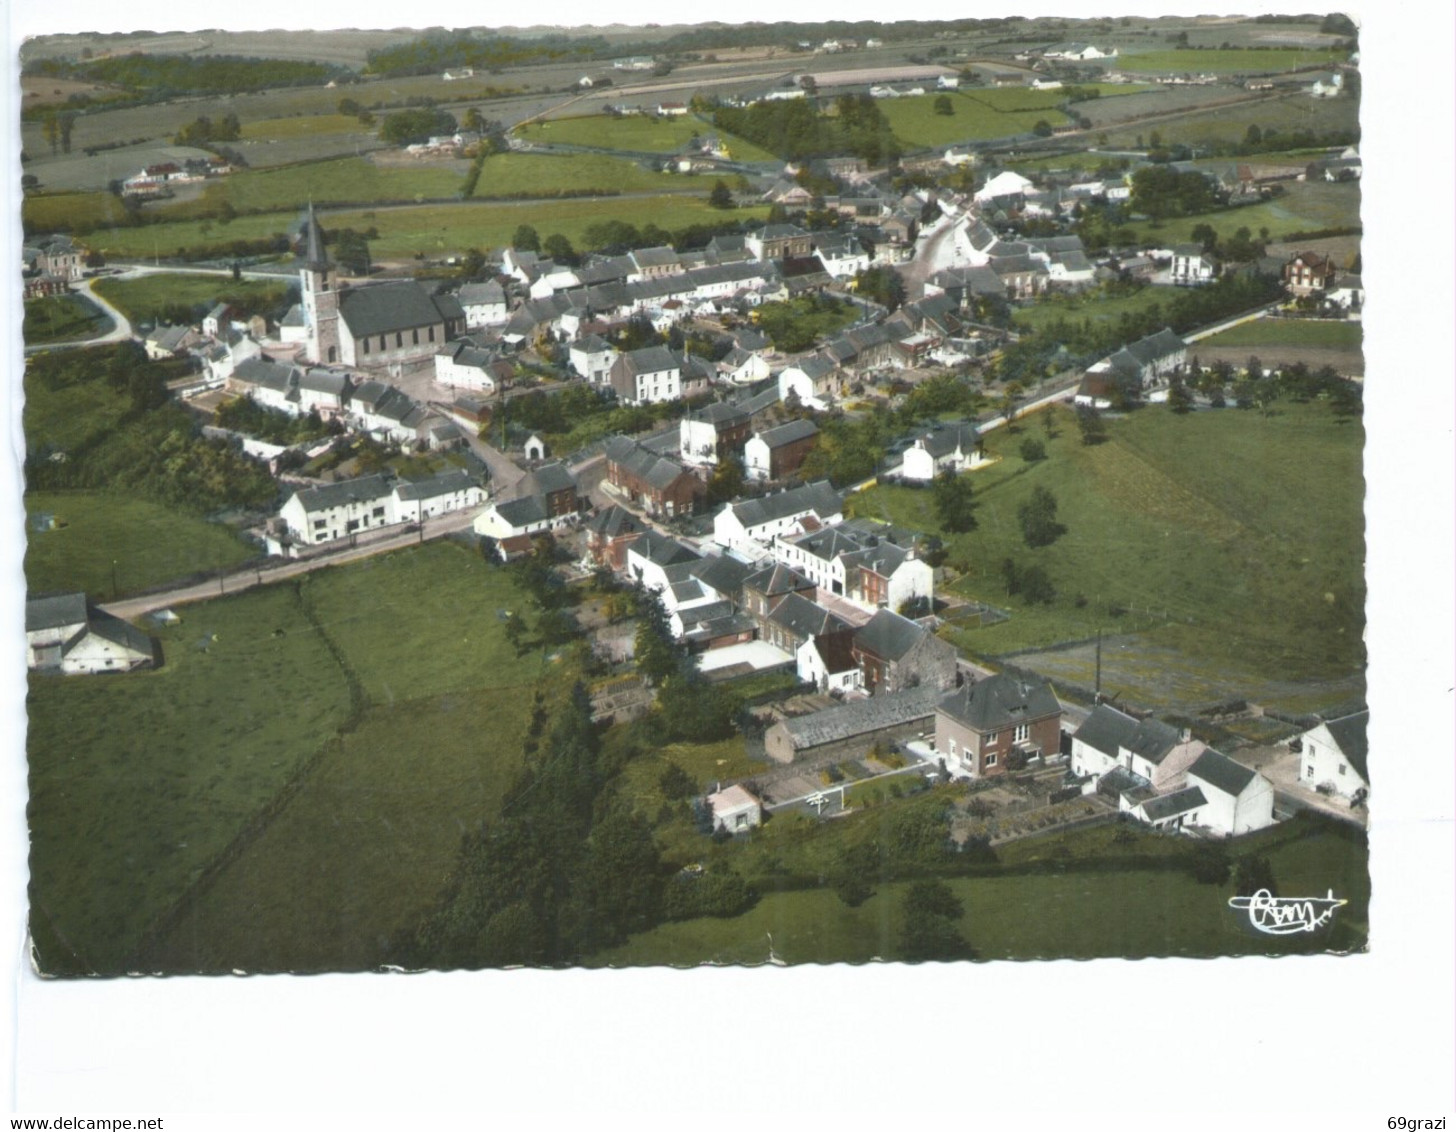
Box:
[364,30,602,78]
[214,397,335,447]
[1129,165,1225,220]
[634,589,737,743]
[379,107,458,146]
[40,112,77,155]
[714,94,901,167]
[175,114,241,147]
[25,52,344,97]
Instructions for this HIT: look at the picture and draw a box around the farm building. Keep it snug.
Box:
[26,593,157,676]
[764,685,942,764]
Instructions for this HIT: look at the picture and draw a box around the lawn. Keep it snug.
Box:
[1197,318,1362,351]
[190,156,467,214]
[1116,47,1350,74]
[27,583,356,975]
[24,490,256,600]
[1012,284,1181,335]
[1137,180,1361,245]
[853,400,1365,689]
[92,272,295,324]
[879,92,1071,148]
[22,293,112,343]
[522,112,696,153]
[590,816,1367,965]
[471,152,720,198]
[23,355,132,453]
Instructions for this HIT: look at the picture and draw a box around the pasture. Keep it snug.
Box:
[471,152,720,198]
[523,112,712,153]
[24,491,256,600]
[180,155,468,215]
[23,190,133,233]
[879,92,1071,148]
[1115,47,1350,74]
[27,584,356,975]
[1012,284,1183,335]
[92,272,295,324]
[1198,318,1362,351]
[22,293,111,343]
[1138,180,1361,246]
[854,400,1365,700]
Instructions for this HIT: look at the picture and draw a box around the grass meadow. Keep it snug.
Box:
[1115,47,1351,74]
[1011,284,1183,334]
[92,272,295,323]
[878,91,1071,148]
[1138,180,1361,245]
[854,400,1365,694]
[1198,318,1362,350]
[22,293,112,343]
[471,152,721,198]
[24,491,257,599]
[23,190,133,233]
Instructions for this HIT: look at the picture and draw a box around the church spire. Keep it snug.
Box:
[303,201,329,271]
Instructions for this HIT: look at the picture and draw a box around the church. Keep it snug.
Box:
[297,205,466,371]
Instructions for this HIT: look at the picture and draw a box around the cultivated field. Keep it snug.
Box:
[522,112,715,154]
[855,399,1365,707]
[1098,91,1359,150]
[1190,317,1364,378]
[1139,180,1361,246]
[1114,47,1350,74]
[878,91,1070,149]
[471,152,721,199]
[180,155,469,215]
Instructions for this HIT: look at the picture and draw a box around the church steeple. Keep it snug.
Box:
[302,201,330,272]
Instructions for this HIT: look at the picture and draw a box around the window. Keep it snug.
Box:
[947,738,957,758]
[1305,765,1315,779]
[313,519,326,530]
[362,339,370,356]
[1337,764,1346,776]
[428,327,435,342]
[985,753,997,767]
[985,731,998,745]
[1014,723,1030,743]
[395,333,402,348]
[327,346,337,363]
[372,507,386,519]
[412,329,419,345]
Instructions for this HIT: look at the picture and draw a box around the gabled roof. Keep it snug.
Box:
[298,368,351,396]
[754,418,819,449]
[630,529,699,568]
[728,481,843,531]
[1073,703,1141,757]
[786,355,839,381]
[810,629,859,675]
[689,553,751,597]
[605,435,697,492]
[586,504,645,539]
[937,672,1060,733]
[855,608,932,662]
[777,685,943,747]
[394,469,480,502]
[915,420,978,459]
[26,592,90,632]
[1125,715,1186,765]
[292,474,395,512]
[1321,710,1369,782]
[1187,749,1257,798]
[769,592,849,639]
[1140,785,1208,822]
[744,561,813,599]
[617,344,680,376]
[519,462,577,498]
[233,357,299,394]
[338,282,453,338]
[684,401,750,428]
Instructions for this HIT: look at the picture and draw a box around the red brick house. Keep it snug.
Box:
[1282,251,1338,297]
[934,672,1062,778]
[518,463,580,519]
[603,435,705,519]
[585,505,646,571]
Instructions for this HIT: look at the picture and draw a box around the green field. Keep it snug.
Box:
[239,113,374,141]
[173,156,467,216]
[1117,47,1349,73]
[28,541,555,974]
[25,491,256,599]
[1102,91,1358,151]
[1138,180,1360,245]
[1012,284,1181,334]
[22,293,111,343]
[27,583,356,974]
[23,190,133,233]
[591,817,1368,965]
[471,151,720,199]
[879,91,1071,148]
[92,272,295,323]
[523,112,780,163]
[76,195,771,262]
[1198,318,1362,350]
[858,400,1364,691]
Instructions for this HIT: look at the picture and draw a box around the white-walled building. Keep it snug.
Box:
[712,480,844,558]
[1185,749,1276,836]
[26,593,155,675]
[1071,704,1207,793]
[899,422,985,482]
[1298,710,1369,802]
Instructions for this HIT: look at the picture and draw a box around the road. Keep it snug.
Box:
[24,276,136,354]
[901,212,960,301]
[100,506,481,622]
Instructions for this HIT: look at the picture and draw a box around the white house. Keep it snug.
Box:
[279,475,398,547]
[569,334,618,386]
[797,632,863,694]
[609,344,682,406]
[717,346,771,386]
[26,593,155,675]
[1185,749,1276,836]
[473,495,569,544]
[707,784,763,833]
[297,368,353,419]
[1070,704,1207,793]
[229,356,302,415]
[392,470,487,524]
[1044,43,1116,61]
[744,418,818,482]
[899,422,985,482]
[712,480,844,558]
[974,170,1035,204]
[1170,245,1218,286]
[773,521,933,614]
[1298,710,1369,802]
[434,340,499,393]
[458,280,509,328]
[777,356,845,411]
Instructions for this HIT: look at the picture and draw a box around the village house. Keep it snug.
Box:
[609,344,683,405]
[1170,244,1219,286]
[623,530,702,593]
[706,784,763,833]
[277,474,397,548]
[934,672,1062,778]
[797,629,862,695]
[584,505,647,571]
[679,401,752,467]
[434,340,499,394]
[744,419,819,482]
[26,593,156,676]
[474,491,579,559]
[852,609,957,696]
[713,480,844,558]
[760,591,850,655]
[746,223,814,261]
[457,279,510,328]
[1282,250,1339,297]
[1185,748,1276,836]
[764,685,943,764]
[773,521,933,614]
[777,356,846,411]
[898,421,985,482]
[1297,709,1369,803]
[569,334,619,386]
[604,436,706,519]
[1070,703,1207,793]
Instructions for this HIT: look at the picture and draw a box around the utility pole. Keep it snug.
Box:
[1094,628,1102,702]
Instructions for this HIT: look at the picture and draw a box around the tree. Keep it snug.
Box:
[708,179,734,210]
[512,224,540,252]
[1019,438,1046,463]
[932,471,977,534]
[57,112,76,155]
[1033,120,1053,138]
[43,113,59,155]
[899,880,973,961]
[1167,376,1194,414]
[933,94,954,116]
[634,588,682,685]
[1017,485,1065,548]
[1190,223,1218,253]
[542,233,577,265]
[1075,404,1107,445]
[378,106,457,146]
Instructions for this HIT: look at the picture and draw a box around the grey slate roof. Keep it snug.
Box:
[587,504,645,539]
[26,592,90,633]
[338,282,454,338]
[1140,786,1208,822]
[394,469,479,502]
[1187,749,1257,798]
[299,368,351,397]
[755,418,819,449]
[519,462,577,497]
[769,592,849,639]
[292,474,395,512]
[1124,716,1185,765]
[631,530,699,568]
[744,561,813,598]
[458,279,506,306]
[1323,710,1369,782]
[605,435,695,491]
[728,481,843,530]
[493,495,551,528]
[1073,703,1141,758]
[854,609,930,662]
[937,672,1061,732]
[777,685,943,749]
[233,357,299,394]
[690,553,751,597]
[618,345,680,376]
[685,401,750,428]
[915,420,978,460]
